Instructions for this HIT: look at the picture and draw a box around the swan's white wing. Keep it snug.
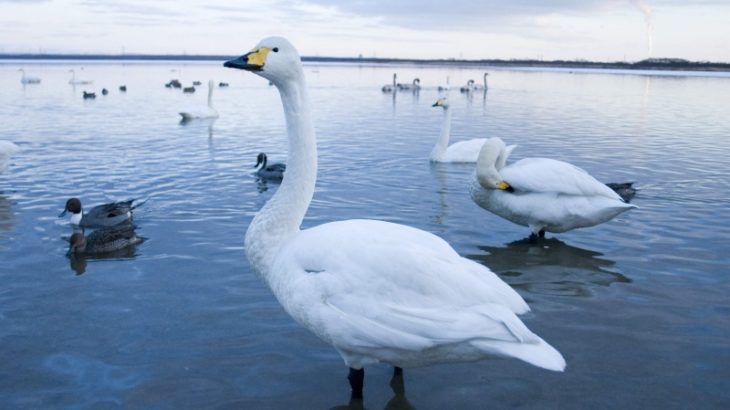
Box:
[271,219,534,347]
[503,158,621,200]
[441,138,487,162]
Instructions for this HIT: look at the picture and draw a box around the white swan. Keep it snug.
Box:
[224,36,565,398]
[381,73,396,92]
[179,80,219,121]
[68,69,92,85]
[473,72,488,91]
[437,76,450,91]
[470,137,636,239]
[0,141,19,172]
[18,69,41,84]
[397,78,420,91]
[430,98,486,163]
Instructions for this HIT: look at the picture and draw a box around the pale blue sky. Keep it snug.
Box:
[1,0,728,61]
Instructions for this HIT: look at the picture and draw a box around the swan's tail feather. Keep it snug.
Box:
[472,336,566,372]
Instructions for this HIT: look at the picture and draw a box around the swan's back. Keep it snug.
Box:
[503,158,622,200]
[438,138,486,163]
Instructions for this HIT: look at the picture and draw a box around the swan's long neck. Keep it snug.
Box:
[430,106,451,160]
[207,84,214,108]
[475,140,503,190]
[245,74,317,281]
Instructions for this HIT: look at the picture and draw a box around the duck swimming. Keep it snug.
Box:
[68,225,143,255]
[254,152,286,180]
[470,137,636,240]
[59,198,144,228]
[224,36,564,399]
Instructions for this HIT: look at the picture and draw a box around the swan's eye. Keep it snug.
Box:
[272,47,279,53]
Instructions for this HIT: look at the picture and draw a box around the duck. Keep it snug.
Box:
[68,225,144,255]
[68,69,92,85]
[470,137,637,240]
[254,152,286,180]
[119,85,127,92]
[224,36,565,399]
[18,69,41,84]
[381,73,396,92]
[179,80,219,121]
[59,197,144,228]
[182,86,195,93]
[82,91,96,99]
[218,82,229,87]
[0,141,19,172]
[101,88,108,95]
[430,98,486,162]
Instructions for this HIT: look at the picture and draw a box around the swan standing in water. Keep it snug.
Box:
[430,98,487,162]
[381,73,396,92]
[179,80,219,121]
[68,69,92,85]
[224,37,564,398]
[470,137,636,240]
[18,69,41,84]
[254,152,286,180]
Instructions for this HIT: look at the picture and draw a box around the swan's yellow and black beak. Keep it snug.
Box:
[224,47,271,71]
[432,98,445,107]
[497,181,514,192]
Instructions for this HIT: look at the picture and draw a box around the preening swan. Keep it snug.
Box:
[460,73,488,92]
[470,137,636,240]
[59,197,144,228]
[430,98,487,163]
[18,69,41,84]
[254,152,286,180]
[68,69,92,85]
[381,73,396,92]
[179,80,219,121]
[224,37,564,398]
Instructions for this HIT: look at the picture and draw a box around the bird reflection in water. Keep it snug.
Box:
[330,368,414,410]
[468,238,630,297]
[68,243,143,275]
[0,194,16,234]
[66,227,145,275]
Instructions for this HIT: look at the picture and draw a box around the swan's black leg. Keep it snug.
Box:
[538,229,545,238]
[348,368,364,399]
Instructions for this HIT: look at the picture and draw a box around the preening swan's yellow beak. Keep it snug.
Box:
[496,181,511,190]
[224,47,271,71]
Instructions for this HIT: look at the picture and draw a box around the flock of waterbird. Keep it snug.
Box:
[9,37,638,400]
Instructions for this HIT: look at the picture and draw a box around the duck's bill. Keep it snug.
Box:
[224,48,270,72]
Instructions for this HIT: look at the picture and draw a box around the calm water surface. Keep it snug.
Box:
[1,61,729,409]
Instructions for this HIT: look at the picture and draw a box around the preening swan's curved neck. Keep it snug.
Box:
[476,141,503,190]
[245,74,317,279]
[430,107,451,160]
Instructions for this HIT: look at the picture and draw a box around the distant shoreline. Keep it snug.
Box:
[2,53,729,72]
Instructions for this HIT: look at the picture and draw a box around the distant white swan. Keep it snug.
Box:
[460,73,488,92]
[437,76,450,91]
[430,98,486,162]
[18,69,41,84]
[179,80,219,120]
[470,137,636,239]
[0,141,19,172]
[381,73,396,92]
[397,78,420,90]
[224,36,565,398]
[68,69,92,85]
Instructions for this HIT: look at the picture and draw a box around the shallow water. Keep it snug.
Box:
[1,61,729,409]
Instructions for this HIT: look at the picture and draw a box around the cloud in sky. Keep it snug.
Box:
[0,0,728,61]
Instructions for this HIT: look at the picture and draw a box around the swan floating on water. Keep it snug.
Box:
[430,98,487,163]
[59,197,144,228]
[437,76,450,91]
[18,69,41,84]
[381,73,396,92]
[254,152,286,181]
[460,73,488,92]
[470,137,636,240]
[224,36,565,398]
[397,78,420,91]
[179,80,219,121]
[68,69,92,85]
